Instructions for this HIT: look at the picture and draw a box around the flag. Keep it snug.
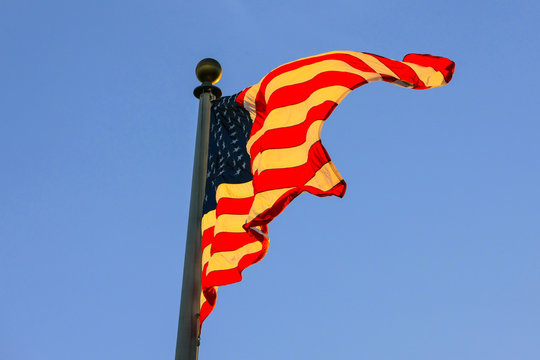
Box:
[200,51,455,325]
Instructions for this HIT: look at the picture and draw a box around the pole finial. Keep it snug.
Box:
[196,58,222,84]
[194,58,222,99]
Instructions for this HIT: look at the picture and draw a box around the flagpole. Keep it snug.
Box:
[175,59,222,360]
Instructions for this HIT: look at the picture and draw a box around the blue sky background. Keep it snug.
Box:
[1,1,539,359]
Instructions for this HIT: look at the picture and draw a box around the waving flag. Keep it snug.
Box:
[200,51,455,325]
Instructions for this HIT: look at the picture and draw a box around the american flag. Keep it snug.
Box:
[200,51,455,325]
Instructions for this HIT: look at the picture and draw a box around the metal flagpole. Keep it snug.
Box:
[175,59,222,360]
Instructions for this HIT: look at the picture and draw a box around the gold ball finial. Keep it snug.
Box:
[195,58,222,84]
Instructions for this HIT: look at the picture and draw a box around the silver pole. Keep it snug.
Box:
[175,59,222,360]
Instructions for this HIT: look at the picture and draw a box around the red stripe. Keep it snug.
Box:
[204,245,268,287]
[202,226,214,250]
[245,187,302,228]
[205,267,243,288]
[304,179,347,198]
[210,231,258,253]
[215,196,254,217]
[245,180,347,231]
[249,100,337,160]
[200,286,217,325]
[402,53,455,83]
[259,52,375,93]
[251,53,378,135]
[245,143,346,230]
[200,300,214,326]
[367,53,427,89]
[253,141,331,190]
[266,71,366,113]
[203,287,216,307]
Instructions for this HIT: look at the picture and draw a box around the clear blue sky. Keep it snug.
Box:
[1,1,539,359]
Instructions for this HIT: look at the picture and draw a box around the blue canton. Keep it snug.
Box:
[203,94,253,214]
